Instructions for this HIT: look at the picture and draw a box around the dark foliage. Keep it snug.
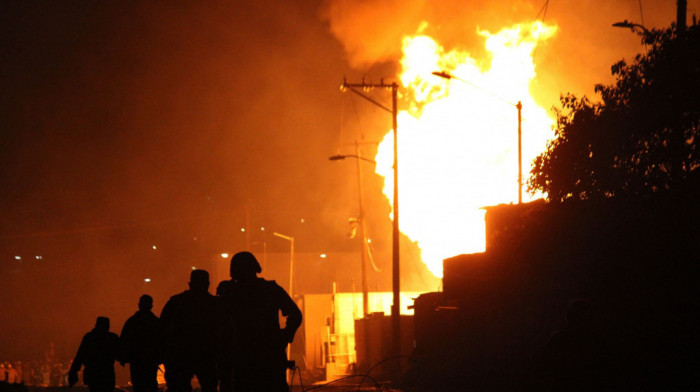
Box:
[529,24,699,201]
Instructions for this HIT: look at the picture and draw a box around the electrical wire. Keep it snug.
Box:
[534,0,550,22]
[295,372,383,392]
[295,365,303,391]
[288,354,415,392]
[290,366,297,391]
[531,0,551,61]
[365,237,381,273]
[356,355,415,392]
[541,0,550,23]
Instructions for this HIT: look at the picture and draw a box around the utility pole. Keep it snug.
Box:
[329,142,378,317]
[340,78,401,374]
[677,0,687,33]
[432,71,524,204]
[517,101,523,204]
[354,140,370,317]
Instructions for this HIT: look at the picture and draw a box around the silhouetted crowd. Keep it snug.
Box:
[68,251,302,392]
[0,360,69,392]
[0,363,22,385]
[0,360,72,386]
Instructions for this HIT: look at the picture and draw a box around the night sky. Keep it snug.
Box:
[1,0,696,361]
[1,1,359,238]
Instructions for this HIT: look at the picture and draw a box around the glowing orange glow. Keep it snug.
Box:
[375,22,557,278]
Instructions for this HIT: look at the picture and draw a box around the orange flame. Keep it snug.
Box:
[375,22,557,278]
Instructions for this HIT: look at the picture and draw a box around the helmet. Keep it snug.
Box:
[230,251,262,279]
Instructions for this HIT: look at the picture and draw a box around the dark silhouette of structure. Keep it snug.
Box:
[68,317,120,392]
[218,251,302,392]
[160,270,220,392]
[120,295,162,392]
[412,194,699,391]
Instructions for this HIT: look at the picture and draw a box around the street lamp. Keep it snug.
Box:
[329,154,377,164]
[329,141,378,318]
[432,71,524,203]
[612,20,650,35]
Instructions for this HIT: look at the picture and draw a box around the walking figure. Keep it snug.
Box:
[120,294,162,392]
[160,270,219,392]
[219,251,302,392]
[68,317,120,392]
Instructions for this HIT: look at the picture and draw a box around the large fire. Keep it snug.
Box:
[375,21,557,278]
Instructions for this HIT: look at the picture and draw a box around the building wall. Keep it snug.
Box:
[301,291,423,375]
[417,196,699,391]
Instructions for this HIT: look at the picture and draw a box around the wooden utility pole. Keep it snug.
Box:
[340,79,401,375]
[677,0,687,33]
[517,101,523,204]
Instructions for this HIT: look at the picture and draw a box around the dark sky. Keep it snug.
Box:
[1,0,696,361]
[0,1,371,239]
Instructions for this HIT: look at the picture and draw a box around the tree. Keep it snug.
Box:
[529,23,699,202]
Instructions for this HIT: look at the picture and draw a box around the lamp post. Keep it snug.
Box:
[432,71,524,203]
[340,78,402,373]
[614,1,687,36]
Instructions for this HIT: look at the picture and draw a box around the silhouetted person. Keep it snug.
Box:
[120,295,162,392]
[68,317,120,392]
[219,251,302,392]
[160,270,219,392]
[544,299,603,391]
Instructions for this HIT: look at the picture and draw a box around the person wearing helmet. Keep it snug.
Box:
[218,251,302,392]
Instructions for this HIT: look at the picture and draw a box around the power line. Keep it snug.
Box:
[532,0,551,60]
[534,0,551,22]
